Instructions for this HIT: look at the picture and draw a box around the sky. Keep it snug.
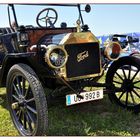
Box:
[0,4,140,36]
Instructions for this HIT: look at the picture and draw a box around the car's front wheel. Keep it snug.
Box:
[6,63,48,136]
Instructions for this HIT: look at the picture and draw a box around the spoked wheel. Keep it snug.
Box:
[106,57,140,113]
[6,64,48,136]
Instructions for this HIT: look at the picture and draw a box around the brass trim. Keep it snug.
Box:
[76,19,81,32]
[62,69,103,81]
[77,50,89,62]
[58,32,103,81]
[60,32,99,45]
[104,41,123,61]
[45,45,68,69]
[60,60,103,81]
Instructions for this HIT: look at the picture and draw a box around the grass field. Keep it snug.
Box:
[1,86,140,136]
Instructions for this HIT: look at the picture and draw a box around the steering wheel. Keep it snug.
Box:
[36,8,58,28]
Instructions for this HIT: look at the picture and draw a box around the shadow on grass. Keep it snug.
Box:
[0,93,8,110]
[47,95,140,136]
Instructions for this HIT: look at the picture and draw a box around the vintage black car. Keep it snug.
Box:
[0,4,140,136]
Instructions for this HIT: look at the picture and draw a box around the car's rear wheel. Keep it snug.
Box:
[6,63,48,136]
[106,57,140,113]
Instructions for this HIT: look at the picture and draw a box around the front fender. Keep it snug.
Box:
[106,56,140,83]
[0,52,36,86]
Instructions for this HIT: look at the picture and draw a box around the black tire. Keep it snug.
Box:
[6,63,48,136]
[106,56,140,113]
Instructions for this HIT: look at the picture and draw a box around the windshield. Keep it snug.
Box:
[8,4,86,28]
[39,33,67,46]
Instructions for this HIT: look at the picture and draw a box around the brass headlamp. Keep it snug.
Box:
[45,45,68,69]
[104,41,122,61]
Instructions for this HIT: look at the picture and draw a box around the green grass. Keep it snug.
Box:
[47,97,140,136]
[0,88,18,136]
[1,86,140,136]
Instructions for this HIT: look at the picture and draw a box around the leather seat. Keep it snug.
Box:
[0,28,13,35]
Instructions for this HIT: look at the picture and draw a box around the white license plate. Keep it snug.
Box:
[66,90,103,106]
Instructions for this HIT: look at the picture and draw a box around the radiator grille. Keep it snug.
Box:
[65,42,101,79]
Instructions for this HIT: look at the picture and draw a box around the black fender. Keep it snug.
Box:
[106,56,140,83]
[130,52,140,58]
[0,52,37,86]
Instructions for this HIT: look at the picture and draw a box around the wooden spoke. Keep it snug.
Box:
[26,98,35,103]
[131,69,140,81]
[115,71,124,81]
[132,89,140,99]
[23,113,27,130]
[113,80,123,85]
[133,86,140,90]
[118,91,126,100]
[27,105,37,115]
[133,80,140,85]
[13,83,22,96]
[24,85,31,99]
[130,91,136,104]
[125,92,128,106]
[128,65,131,80]
[16,77,22,95]
[121,67,127,80]
[26,110,36,124]
[22,77,26,96]
[12,94,19,102]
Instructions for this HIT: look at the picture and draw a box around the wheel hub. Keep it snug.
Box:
[11,95,27,110]
[122,79,134,92]
[18,95,26,107]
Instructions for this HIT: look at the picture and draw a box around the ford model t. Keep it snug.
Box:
[0,4,140,136]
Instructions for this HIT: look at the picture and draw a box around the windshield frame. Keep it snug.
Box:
[7,4,85,29]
